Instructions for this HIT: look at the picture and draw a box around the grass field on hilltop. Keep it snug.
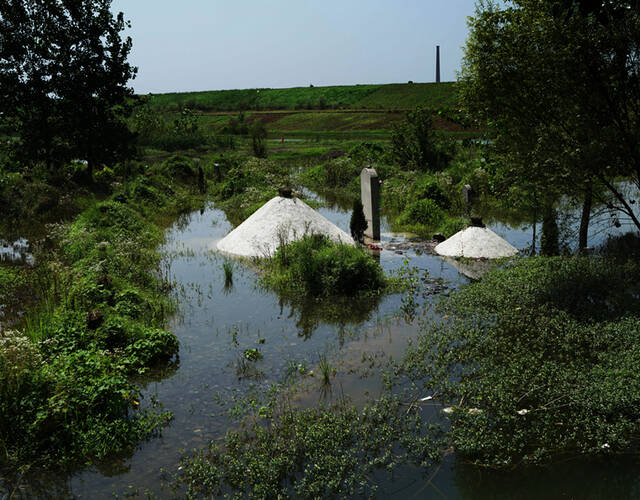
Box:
[146,82,459,112]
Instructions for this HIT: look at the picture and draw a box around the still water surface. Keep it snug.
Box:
[6,195,640,498]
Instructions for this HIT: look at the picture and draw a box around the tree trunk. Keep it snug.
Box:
[579,179,592,251]
[541,204,560,256]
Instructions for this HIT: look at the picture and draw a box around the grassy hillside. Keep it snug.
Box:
[147,82,458,112]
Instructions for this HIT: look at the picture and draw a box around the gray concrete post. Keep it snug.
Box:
[360,167,380,240]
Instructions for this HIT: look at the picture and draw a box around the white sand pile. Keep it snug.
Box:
[435,226,518,259]
[216,196,355,257]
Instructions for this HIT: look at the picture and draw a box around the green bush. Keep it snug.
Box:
[412,175,450,209]
[0,164,205,468]
[262,234,386,297]
[397,198,444,227]
[437,216,467,237]
[92,166,116,186]
[391,107,454,172]
[162,155,196,180]
[403,256,640,466]
[348,141,386,166]
[323,157,361,188]
[174,396,439,499]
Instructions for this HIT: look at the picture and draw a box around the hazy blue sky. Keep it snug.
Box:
[110,0,477,94]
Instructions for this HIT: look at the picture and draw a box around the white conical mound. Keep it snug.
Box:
[434,226,518,259]
[216,196,355,257]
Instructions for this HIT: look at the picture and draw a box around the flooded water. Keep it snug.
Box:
[66,200,470,497]
[0,238,34,265]
[5,193,640,498]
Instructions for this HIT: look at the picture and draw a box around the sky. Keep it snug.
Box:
[110,0,478,94]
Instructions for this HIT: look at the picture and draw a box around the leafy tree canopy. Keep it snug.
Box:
[391,107,452,172]
[0,0,137,176]
[461,0,640,229]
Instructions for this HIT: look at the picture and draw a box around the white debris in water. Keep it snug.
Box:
[215,196,355,257]
[435,226,519,259]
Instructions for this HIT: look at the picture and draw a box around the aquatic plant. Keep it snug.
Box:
[243,348,262,362]
[318,353,333,386]
[261,234,386,297]
[402,256,640,466]
[173,395,440,498]
[222,260,234,287]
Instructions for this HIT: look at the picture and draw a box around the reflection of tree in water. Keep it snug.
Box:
[135,357,181,386]
[1,469,75,500]
[313,189,355,212]
[452,456,640,500]
[278,294,382,341]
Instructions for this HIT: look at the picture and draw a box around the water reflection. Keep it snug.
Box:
[0,238,34,265]
[277,293,382,340]
[451,456,640,500]
[6,189,638,498]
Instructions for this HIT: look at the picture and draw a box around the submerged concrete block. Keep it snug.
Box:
[360,167,380,240]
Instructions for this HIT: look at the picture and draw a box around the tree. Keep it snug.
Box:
[391,107,452,172]
[350,199,367,243]
[249,119,267,158]
[461,0,640,240]
[0,0,137,177]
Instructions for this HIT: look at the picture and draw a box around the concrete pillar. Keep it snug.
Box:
[360,167,380,240]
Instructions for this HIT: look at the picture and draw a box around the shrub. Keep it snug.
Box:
[219,167,248,200]
[398,198,444,227]
[403,256,640,466]
[323,157,361,188]
[92,166,116,186]
[348,141,386,166]
[249,120,267,158]
[412,175,450,209]
[262,234,386,297]
[162,155,196,180]
[391,107,453,172]
[349,199,367,243]
[438,216,467,237]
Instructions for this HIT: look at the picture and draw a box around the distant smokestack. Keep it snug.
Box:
[436,45,441,83]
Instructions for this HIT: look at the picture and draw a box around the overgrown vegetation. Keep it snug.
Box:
[0,156,206,470]
[208,156,295,225]
[401,254,640,466]
[174,395,440,499]
[260,234,386,297]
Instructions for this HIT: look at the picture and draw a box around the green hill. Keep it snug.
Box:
[146,82,458,112]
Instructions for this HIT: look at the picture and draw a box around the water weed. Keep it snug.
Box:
[318,353,333,386]
[173,395,441,498]
[260,234,386,297]
[222,260,234,288]
[402,256,640,466]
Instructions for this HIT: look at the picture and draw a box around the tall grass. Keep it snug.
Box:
[318,353,333,386]
[222,260,234,288]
